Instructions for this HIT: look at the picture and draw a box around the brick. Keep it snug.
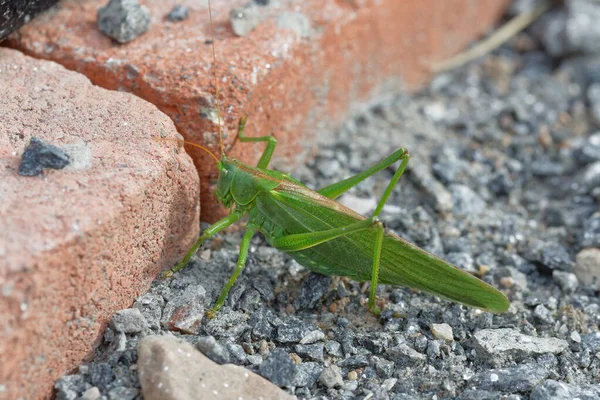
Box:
[6,0,510,221]
[0,48,200,400]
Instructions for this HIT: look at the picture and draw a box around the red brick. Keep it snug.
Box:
[6,0,510,222]
[0,48,199,400]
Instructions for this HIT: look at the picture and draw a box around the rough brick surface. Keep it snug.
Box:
[6,0,510,221]
[0,48,200,400]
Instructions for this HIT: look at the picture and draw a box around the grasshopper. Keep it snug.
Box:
[164,1,510,317]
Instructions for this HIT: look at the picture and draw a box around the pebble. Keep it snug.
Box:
[472,329,568,366]
[530,379,600,400]
[294,273,332,310]
[430,323,454,342]
[18,136,70,176]
[97,0,151,43]
[552,270,579,293]
[111,308,148,333]
[575,248,600,288]
[196,336,230,364]
[470,363,549,392]
[165,5,189,22]
[81,387,101,400]
[294,343,324,362]
[318,366,343,388]
[449,184,486,216]
[299,330,325,344]
[258,349,297,387]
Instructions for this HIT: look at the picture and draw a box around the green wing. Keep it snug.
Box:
[250,180,509,313]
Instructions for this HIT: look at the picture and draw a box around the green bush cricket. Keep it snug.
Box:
[164,1,510,317]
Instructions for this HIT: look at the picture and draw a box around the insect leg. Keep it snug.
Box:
[163,212,243,277]
[271,218,377,252]
[209,223,258,316]
[372,151,410,217]
[317,148,409,199]
[368,221,385,314]
[237,116,278,169]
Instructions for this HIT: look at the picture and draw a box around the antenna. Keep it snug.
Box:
[208,0,225,157]
[154,137,220,163]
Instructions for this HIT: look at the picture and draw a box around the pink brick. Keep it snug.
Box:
[6,0,510,221]
[0,48,199,400]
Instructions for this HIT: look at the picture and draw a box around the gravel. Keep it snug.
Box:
[55,2,600,399]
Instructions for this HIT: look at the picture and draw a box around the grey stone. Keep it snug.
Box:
[292,362,322,387]
[575,248,600,289]
[576,132,600,164]
[276,317,308,343]
[294,273,332,310]
[318,366,343,389]
[449,184,486,216]
[134,292,164,330]
[471,329,568,366]
[54,374,86,400]
[230,5,262,37]
[111,308,148,333]
[299,330,325,344]
[249,307,276,339]
[108,387,139,400]
[589,85,600,124]
[375,358,395,378]
[583,214,600,247]
[338,354,369,369]
[224,342,247,365]
[530,379,600,400]
[552,270,579,293]
[18,136,70,176]
[276,12,312,39]
[97,0,151,43]
[528,241,574,271]
[385,343,426,367]
[166,5,189,22]
[470,363,549,393]
[196,336,230,365]
[294,342,324,362]
[203,309,249,339]
[89,362,113,391]
[408,163,453,212]
[325,340,343,357]
[258,348,297,387]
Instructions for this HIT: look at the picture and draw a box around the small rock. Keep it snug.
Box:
[449,184,486,216]
[107,387,139,400]
[196,336,230,365]
[18,136,70,176]
[385,343,427,367]
[530,379,600,400]
[137,335,293,400]
[258,348,297,387]
[81,387,101,400]
[375,358,395,378]
[338,354,369,369]
[431,323,454,342]
[166,5,189,22]
[111,308,148,333]
[528,241,574,271]
[230,5,262,37]
[575,248,600,289]
[325,340,343,357]
[276,317,308,343]
[299,330,325,344]
[347,370,358,380]
[54,375,86,400]
[589,85,600,125]
[224,342,247,365]
[292,362,322,387]
[552,270,579,293]
[97,0,151,43]
[470,363,549,392]
[576,132,600,164]
[382,377,398,392]
[409,163,453,212]
[571,331,582,343]
[134,293,164,330]
[161,284,206,334]
[471,329,568,366]
[89,362,113,391]
[294,343,324,362]
[294,273,332,310]
[583,214,600,247]
[276,12,312,39]
[318,366,344,388]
